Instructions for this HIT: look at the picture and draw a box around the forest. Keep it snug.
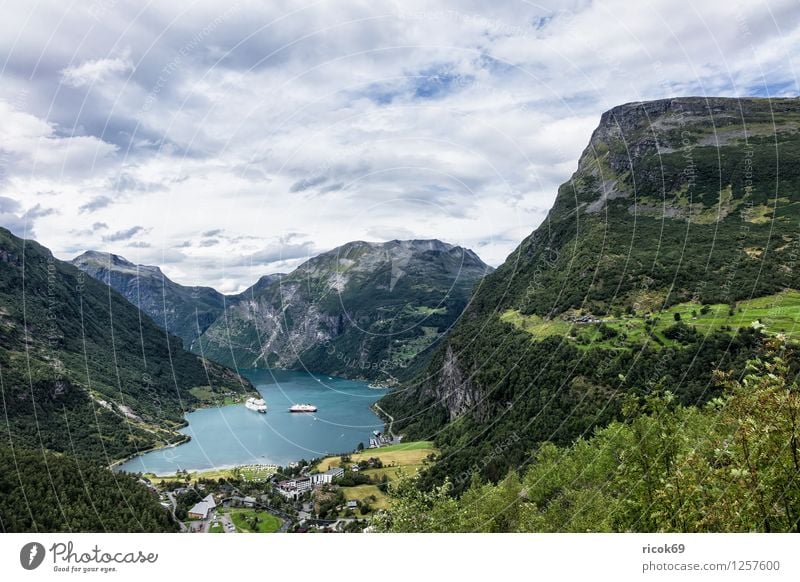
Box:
[376,338,800,532]
[0,446,177,532]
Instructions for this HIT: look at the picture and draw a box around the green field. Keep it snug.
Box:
[227,509,281,533]
[239,466,278,481]
[189,386,246,407]
[341,485,389,510]
[314,441,437,514]
[503,289,800,348]
[315,441,436,472]
[143,463,276,485]
[208,521,224,533]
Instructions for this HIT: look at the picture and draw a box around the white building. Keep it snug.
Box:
[187,494,217,520]
[309,467,345,485]
[309,472,330,485]
[276,476,313,498]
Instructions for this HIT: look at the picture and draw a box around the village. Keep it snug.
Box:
[141,437,437,533]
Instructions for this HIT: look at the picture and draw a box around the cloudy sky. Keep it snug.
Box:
[1,0,798,292]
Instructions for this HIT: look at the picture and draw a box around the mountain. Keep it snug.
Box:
[72,250,227,350]
[381,97,800,488]
[0,227,253,463]
[236,273,285,298]
[196,239,492,381]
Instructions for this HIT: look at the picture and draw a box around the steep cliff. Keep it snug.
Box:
[72,251,227,350]
[197,239,492,381]
[381,97,800,487]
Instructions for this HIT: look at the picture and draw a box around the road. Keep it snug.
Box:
[373,402,395,439]
[220,512,236,533]
[166,491,188,532]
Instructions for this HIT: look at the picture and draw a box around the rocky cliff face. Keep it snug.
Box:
[72,250,227,349]
[421,345,486,421]
[381,97,800,468]
[197,239,492,381]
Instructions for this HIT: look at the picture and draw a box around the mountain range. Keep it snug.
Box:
[71,250,285,351]
[74,239,492,383]
[4,95,800,532]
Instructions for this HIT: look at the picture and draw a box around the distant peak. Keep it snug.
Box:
[73,250,133,266]
[72,250,163,276]
[335,238,457,254]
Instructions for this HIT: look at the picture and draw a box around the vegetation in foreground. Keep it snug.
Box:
[0,446,177,532]
[375,339,800,532]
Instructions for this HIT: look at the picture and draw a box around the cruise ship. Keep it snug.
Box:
[245,397,267,413]
[289,403,318,413]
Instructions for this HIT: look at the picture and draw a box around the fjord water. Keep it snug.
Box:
[117,369,383,475]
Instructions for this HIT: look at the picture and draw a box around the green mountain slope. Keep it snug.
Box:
[381,97,800,488]
[197,239,492,382]
[377,340,800,532]
[0,227,253,463]
[71,251,229,350]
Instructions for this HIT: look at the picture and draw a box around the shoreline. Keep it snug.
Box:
[109,433,192,472]
[115,368,385,475]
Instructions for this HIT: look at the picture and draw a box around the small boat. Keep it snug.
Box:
[289,403,318,413]
[245,397,267,413]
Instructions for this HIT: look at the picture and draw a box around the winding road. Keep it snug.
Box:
[373,402,395,439]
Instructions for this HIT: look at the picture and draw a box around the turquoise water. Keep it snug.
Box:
[117,369,383,475]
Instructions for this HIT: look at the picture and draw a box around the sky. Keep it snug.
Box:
[1,0,799,293]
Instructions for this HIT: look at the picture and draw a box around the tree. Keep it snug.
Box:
[376,338,800,532]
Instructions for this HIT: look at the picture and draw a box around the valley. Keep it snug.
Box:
[3,96,800,534]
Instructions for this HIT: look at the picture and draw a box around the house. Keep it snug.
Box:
[351,464,360,472]
[309,467,345,486]
[346,500,358,509]
[275,480,298,499]
[309,473,329,486]
[224,495,258,508]
[276,476,312,499]
[187,494,217,520]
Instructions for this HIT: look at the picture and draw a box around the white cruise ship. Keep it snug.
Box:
[245,397,267,413]
[289,403,317,413]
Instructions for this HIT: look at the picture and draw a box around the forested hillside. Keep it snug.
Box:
[0,447,178,532]
[0,227,253,463]
[381,97,800,490]
[376,339,800,532]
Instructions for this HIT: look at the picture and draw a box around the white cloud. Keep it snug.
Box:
[0,0,797,290]
[60,51,133,88]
